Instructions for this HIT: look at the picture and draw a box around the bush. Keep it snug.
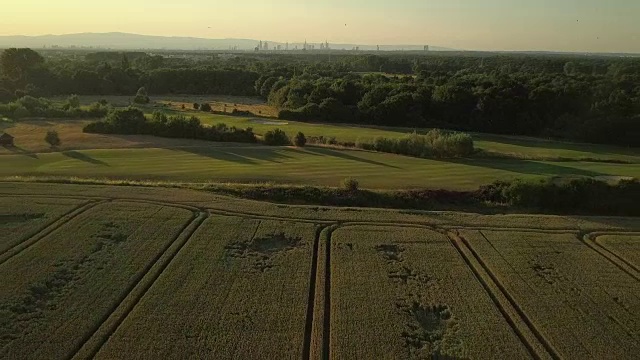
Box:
[342,177,359,192]
[45,130,61,147]
[263,128,290,146]
[294,132,307,147]
[193,103,199,110]
[133,87,150,104]
[0,96,107,119]
[66,94,80,109]
[83,109,257,144]
[477,177,640,215]
[356,130,474,158]
[13,106,31,119]
[199,103,212,112]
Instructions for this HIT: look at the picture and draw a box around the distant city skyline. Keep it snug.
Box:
[3,1,639,53]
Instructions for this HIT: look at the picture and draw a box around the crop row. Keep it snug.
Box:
[0,193,638,359]
[0,201,194,359]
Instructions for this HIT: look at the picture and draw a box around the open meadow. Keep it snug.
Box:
[1,95,639,190]
[0,182,638,359]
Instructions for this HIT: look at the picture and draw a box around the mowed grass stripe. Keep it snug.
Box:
[3,147,639,190]
[95,215,317,359]
[192,112,640,163]
[0,202,193,359]
[461,230,640,359]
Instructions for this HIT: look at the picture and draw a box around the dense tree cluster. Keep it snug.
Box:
[356,130,475,158]
[0,95,109,119]
[1,48,639,146]
[84,108,257,143]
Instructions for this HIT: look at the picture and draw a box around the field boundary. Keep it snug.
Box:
[0,199,108,266]
[581,232,640,281]
[2,192,639,235]
[70,210,209,360]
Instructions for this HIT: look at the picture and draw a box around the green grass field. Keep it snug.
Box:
[1,95,638,191]
[0,184,638,359]
[2,145,639,190]
[167,110,638,163]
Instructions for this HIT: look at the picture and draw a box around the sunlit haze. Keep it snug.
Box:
[2,0,640,52]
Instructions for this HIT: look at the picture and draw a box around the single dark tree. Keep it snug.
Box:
[294,132,307,147]
[121,54,130,70]
[45,130,61,148]
[199,103,212,112]
[263,128,290,146]
[133,87,150,104]
[193,102,200,110]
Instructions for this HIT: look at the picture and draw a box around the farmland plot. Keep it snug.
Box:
[95,215,318,360]
[460,230,640,359]
[0,196,86,254]
[0,201,193,359]
[329,225,532,359]
[596,234,640,270]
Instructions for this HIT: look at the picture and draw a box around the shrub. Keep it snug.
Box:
[13,106,31,119]
[66,94,80,109]
[263,128,290,146]
[199,103,212,112]
[45,130,61,148]
[83,110,257,144]
[342,177,359,192]
[477,177,640,215]
[193,102,199,110]
[356,130,474,158]
[133,87,150,104]
[294,132,307,147]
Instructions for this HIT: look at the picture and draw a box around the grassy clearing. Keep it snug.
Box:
[330,225,531,359]
[190,112,640,163]
[50,95,640,162]
[2,146,639,190]
[596,234,640,269]
[0,201,193,359]
[95,215,316,359]
[0,196,85,254]
[460,230,640,359]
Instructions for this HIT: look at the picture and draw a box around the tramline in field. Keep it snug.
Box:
[0,201,194,359]
[0,185,639,359]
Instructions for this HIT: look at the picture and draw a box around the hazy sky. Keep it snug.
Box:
[2,0,639,52]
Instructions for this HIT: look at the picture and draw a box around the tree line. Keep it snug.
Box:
[84,108,257,143]
[2,48,639,146]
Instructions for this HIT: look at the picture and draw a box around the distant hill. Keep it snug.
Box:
[0,32,453,51]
